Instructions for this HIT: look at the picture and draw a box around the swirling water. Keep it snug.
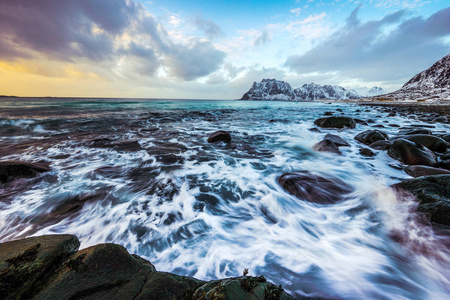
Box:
[0,97,449,299]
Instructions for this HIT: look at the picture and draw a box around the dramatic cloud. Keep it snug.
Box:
[0,0,225,81]
[193,15,224,39]
[284,6,450,83]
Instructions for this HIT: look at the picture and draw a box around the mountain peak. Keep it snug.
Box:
[401,53,450,91]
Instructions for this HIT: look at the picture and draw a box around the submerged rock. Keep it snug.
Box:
[391,175,450,226]
[323,134,350,146]
[1,235,294,300]
[207,130,232,143]
[313,117,356,129]
[278,171,353,204]
[388,139,437,166]
[405,165,450,178]
[354,130,388,145]
[0,161,50,183]
[313,140,342,155]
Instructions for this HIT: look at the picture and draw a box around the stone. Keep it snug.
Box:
[0,161,50,183]
[393,134,447,153]
[391,175,450,226]
[207,131,232,143]
[354,130,388,145]
[388,139,437,166]
[313,140,341,155]
[278,171,353,204]
[405,165,450,178]
[313,117,356,129]
[359,148,376,157]
[369,140,392,150]
[323,134,350,146]
[398,128,433,135]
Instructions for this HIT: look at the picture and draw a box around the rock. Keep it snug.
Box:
[441,134,450,142]
[398,128,433,135]
[354,119,368,125]
[207,131,231,143]
[388,139,437,166]
[405,165,450,177]
[433,116,448,123]
[354,130,388,145]
[308,128,321,133]
[323,134,350,146]
[393,134,447,153]
[391,175,450,226]
[369,140,392,150]
[359,148,376,157]
[313,140,342,155]
[372,124,385,128]
[0,161,50,183]
[439,159,450,170]
[278,171,353,204]
[387,112,396,117]
[0,235,79,299]
[442,151,450,160]
[324,111,333,116]
[388,124,400,127]
[313,117,356,129]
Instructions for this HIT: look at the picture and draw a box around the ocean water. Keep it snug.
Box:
[0,97,449,299]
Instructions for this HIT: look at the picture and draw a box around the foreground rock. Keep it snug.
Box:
[354,130,388,145]
[0,161,50,183]
[313,117,356,129]
[0,235,294,300]
[323,134,350,146]
[313,140,341,155]
[207,131,232,143]
[392,134,447,153]
[391,175,450,226]
[278,171,353,204]
[387,139,437,166]
[405,165,450,178]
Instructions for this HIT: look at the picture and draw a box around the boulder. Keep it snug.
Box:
[0,161,50,183]
[313,140,341,155]
[278,171,353,204]
[393,134,446,153]
[391,175,450,226]
[405,165,450,178]
[359,148,375,157]
[354,130,388,145]
[369,140,392,150]
[398,128,432,135]
[207,131,231,143]
[323,134,350,146]
[441,134,450,143]
[313,117,356,129]
[388,139,437,166]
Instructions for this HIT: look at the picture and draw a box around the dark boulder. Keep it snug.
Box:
[388,139,437,166]
[308,128,321,133]
[393,134,446,153]
[369,140,392,150]
[391,175,450,226]
[405,165,450,178]
[359,148,375,157]
[324,134,350,146]
[0,161,50,183]
[313,140,341,155]
[441,134,450,143]
[398,128,432,135]
[354,130,388,145]
[313,117,356,129]
[0,235,79,300]
[278,171,353,204]
[207,131,231,143]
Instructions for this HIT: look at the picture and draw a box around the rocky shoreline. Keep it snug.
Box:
[0,235,294,300]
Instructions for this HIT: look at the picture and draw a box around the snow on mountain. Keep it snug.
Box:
[366,86,385,97]
[241,79,362,101]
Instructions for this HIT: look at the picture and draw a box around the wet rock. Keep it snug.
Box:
[369,140,392,150]
[392,134,446,153]
[0,161,50,183]
[439,160,450,170]
[398,128,432,135]
[308,128,321,133]
[354,119,368,125]
[207,130,231,143]
[442,151,450,160]
[388,139,437,166]
[388,124,400,127]
[433,116,447,123]
[405,165,450,178]
[0,235,79,299]
[324,111,333,116]
[354,130,388,145]
[313,140,341,155]
[359,148,376,157]
[323,134,350,146]
[441,134,450,142]
[372,124,385,128]
[313,117,356,129]
[387,112,396,117]
[278,171,353,204]
[391,175,450,226]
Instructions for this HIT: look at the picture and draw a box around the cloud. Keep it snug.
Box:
[290,8,302,17]
[254,30,270,46]
[0,0,225,81]
[193,15,224,39]
[285,6,450,83]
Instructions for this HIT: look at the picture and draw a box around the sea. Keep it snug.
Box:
[0,97,449,299]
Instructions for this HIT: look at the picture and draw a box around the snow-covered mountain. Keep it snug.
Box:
[366,86,385,97]
[241,79,362,101]
[369,53,450,101]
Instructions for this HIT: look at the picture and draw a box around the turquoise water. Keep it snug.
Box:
[0,97,449,299]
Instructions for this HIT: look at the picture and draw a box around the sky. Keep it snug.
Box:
[0,0,449,99]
